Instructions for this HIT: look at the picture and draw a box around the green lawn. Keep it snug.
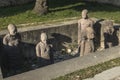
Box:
[0,0,120,30]
[53,58,120,80]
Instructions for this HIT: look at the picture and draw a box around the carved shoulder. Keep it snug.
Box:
[3,34,10,45]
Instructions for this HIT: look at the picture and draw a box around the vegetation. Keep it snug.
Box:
[0,0,120,30]
[53,57,120,80]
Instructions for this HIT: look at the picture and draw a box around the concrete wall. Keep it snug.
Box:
[84,0,120,6]
[0,19,120,79]
[0,0,34,7]
[0,20,78,50]
[4,46,120,80]
[0,19,120,59]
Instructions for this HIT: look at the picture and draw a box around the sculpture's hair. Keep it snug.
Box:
[82,9,88,15]
[40,32,47,40]
[7,24,17,31]
[105,20,113,27]
[81,9,88,18]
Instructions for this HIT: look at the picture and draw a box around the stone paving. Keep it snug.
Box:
[84,67,120,80]
[111,76,120,80]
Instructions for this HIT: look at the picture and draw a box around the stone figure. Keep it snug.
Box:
[81,27,94,55]
[3,24,23,74]
[78,9,94,56]
[104,20,114,48]
[3,24,20,46]
[36,32,53,67]
[33,0,48,15]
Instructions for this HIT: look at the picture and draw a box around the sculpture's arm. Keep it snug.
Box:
[90,20,94,28]
[78,20,81,45]
[3,35,8,45]
[36,44,41,57]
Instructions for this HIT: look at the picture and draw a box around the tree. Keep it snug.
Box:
[33,0,48,15]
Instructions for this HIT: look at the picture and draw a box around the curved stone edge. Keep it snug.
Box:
[4,46,120,80]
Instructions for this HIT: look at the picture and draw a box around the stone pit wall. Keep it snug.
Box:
[0,19,120,60]
[4,46,120,80]
[0,20,78,60]
[0,19,120,78]
[84,0,120,6]
[0,0,34,7]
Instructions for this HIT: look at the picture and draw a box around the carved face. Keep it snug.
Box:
[106,26,114,34]
[8,24,17,35]
[40,33,47,43]
[82,9,88,19]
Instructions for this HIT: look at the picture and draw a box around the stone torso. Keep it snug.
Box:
[78,19,93,32]
[78,18,94,43]
[37,42,50,60]
[3,33,21,46]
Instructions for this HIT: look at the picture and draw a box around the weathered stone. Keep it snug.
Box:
[3,24,20,46]
[98,20,119,49]
[4,46,120,80]
[33,0,48,15]
[0,19,119,79]
[0,19,119,59]
[103,20,114,48]
[36,32,53,66]
[2,24,23,77]
[78,9,94,56]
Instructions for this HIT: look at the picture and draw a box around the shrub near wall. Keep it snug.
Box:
[0,0,34,7]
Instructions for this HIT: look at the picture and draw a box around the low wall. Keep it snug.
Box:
[0,20,78,55]
[0,19,120,60]
[0,19,120,78]
[4,46,120,80]
[84,0,120,6]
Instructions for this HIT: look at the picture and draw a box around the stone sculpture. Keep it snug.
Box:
[3,24,23,74]
[36,32,53,67]
[79,27,95,56]
[78,9,95,56]
[3,24,20,46]
[33,0,48,15]
[104,20,114,48]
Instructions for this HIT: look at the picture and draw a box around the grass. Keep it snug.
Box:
[53,57,120,80]
[0,0,120,30]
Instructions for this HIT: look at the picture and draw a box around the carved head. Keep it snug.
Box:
[8,24,17,35]
[104,20,114,34]
[81,9,88,19]
[86,27,94,39]
[40,32,47,43]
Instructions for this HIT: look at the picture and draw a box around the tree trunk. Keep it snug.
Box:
[33,0,48,15]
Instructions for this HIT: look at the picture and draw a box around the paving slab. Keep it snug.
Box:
[84,66,120,80]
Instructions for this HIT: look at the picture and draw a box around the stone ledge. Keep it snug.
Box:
[84,66,120,80]
[0,18,99,36]
[4,46,120,80]
[0,19,78,36]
